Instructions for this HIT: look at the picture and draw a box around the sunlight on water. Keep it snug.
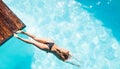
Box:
[3,0,120,69]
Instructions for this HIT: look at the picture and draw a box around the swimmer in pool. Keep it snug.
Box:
[14,30,71,61]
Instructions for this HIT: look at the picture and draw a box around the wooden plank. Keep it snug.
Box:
[0,0,26,45]
[0,1,23,31]
[0,18,12,38]
[0,34,4,44]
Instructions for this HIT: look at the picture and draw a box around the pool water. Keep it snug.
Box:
[0,0,120,69]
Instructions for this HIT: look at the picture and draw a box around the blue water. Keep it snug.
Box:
[0,0,120,69]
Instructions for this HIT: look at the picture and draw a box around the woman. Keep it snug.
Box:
[14,30,71,61]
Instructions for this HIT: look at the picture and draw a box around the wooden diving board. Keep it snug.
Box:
[0,0,26,45]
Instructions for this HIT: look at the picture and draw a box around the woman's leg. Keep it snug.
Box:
[14,33,49,50]
[16,30,36,39]
[16,30,52,43]
[14,33,34,44]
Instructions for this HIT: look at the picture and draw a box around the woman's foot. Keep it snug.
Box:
[16,30,23,34]
[13,33,19,38]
